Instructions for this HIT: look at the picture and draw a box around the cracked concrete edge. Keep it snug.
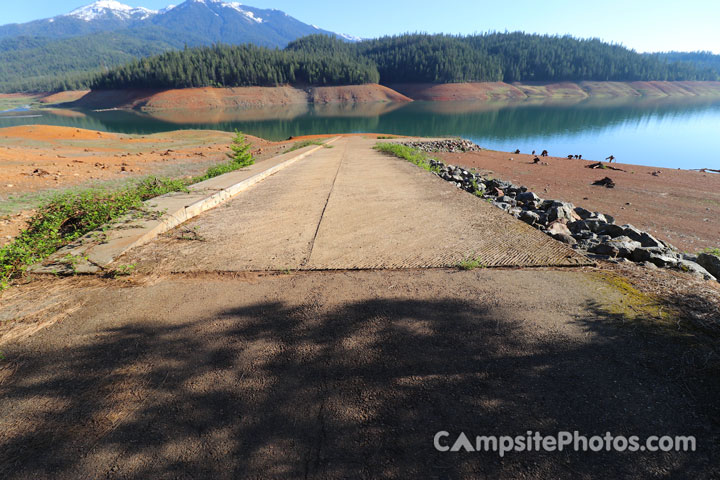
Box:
[30,137,341,275]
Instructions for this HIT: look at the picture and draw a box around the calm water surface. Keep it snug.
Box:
[1,97,719,169]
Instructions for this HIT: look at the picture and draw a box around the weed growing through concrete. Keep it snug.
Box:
[61,253,90,274]
[457,255,486,270]
[106,264,136,278]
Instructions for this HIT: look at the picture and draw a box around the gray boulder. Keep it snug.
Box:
[621,225,664,248]
[516,191,541,204]
[553,233,577,245]
[590,243,620,257]
[574,207,593,219]
[630,247,664,263]
[600,223,626,238]
[548,202,577,223]
[519,210,540,226]
[576,230,597,240]
[590,237,640,258]
[591,213,609,223]
[569,218,608,234]
[697,253,720,281]
[493,202,513,212]
[646,253,680,268]
[677,259,717,281]
[608,236,642,258]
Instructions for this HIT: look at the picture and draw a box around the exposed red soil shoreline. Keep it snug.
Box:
[391,81,720,102]
[44,81,720,111]
[70,84,411,111]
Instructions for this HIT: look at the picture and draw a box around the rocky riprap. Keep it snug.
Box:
[400,139,483,153]
[426,158,718,282]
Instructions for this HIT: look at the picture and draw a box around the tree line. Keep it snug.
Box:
[91,43,379,90]
[650,51,720,76]
[59,33,720,91]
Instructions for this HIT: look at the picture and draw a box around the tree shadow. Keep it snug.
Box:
[1,294,718,479]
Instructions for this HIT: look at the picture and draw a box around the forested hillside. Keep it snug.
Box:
[91,44,380,89]
[91,33,719,91]
[0,27,202,92]
[651,51,720,76]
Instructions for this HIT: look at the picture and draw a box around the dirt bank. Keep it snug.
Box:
[435,148,720,252]
[38,90,90,104]
[0,125,298,244]
[51,81,720,111]
[69,84,411,111]
[392,81,720,101]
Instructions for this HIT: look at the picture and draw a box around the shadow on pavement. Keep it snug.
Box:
[0,295,718,479]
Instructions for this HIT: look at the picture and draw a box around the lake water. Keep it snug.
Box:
[1,97,719,169]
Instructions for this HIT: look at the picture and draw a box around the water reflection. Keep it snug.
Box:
[1,96,719,168]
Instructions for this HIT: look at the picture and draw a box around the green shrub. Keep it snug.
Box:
[373,143,440,173]
[0,132,256,289]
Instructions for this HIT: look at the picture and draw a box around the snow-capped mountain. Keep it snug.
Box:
[0,0,360,91]
[0,0,348,46]
[65,0,157,22]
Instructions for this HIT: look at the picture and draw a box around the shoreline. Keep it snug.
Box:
[433,147,720,253]
[5,80,720,112]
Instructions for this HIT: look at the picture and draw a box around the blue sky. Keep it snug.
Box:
[4,0,720,53]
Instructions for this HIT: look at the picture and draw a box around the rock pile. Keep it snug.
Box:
[400,139,483,153]
[426,158,718,282]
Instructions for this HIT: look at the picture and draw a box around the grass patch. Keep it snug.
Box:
[595,272,675,326]
[286,139,333,153]
[457,255,486,271]
[0,132,254,289]
[0,94,41,111]
[373,143,441,173]
[0,177,188,288]
[702,247,720,257]
[106,264,136,278]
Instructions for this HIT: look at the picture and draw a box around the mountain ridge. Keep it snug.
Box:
[0,0,351,42]
[0,0,357,92]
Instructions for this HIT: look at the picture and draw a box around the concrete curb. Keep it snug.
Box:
[32,137,341,274]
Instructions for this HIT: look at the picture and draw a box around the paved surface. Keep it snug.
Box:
[33,140,337,274]
[0,269,717,479]
[119,137,588,272]
[5,137,715,479]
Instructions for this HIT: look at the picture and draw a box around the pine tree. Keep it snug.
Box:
[227,130,254,168]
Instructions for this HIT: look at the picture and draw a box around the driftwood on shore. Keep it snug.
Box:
[586,162,626,172]
[692,168,720,174]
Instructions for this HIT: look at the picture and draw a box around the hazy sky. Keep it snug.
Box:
[3,0,720,54]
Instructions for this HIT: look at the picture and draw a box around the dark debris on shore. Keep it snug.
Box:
[399,139,719,283]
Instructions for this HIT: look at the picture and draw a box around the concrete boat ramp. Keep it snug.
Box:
[35,136,588,274]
